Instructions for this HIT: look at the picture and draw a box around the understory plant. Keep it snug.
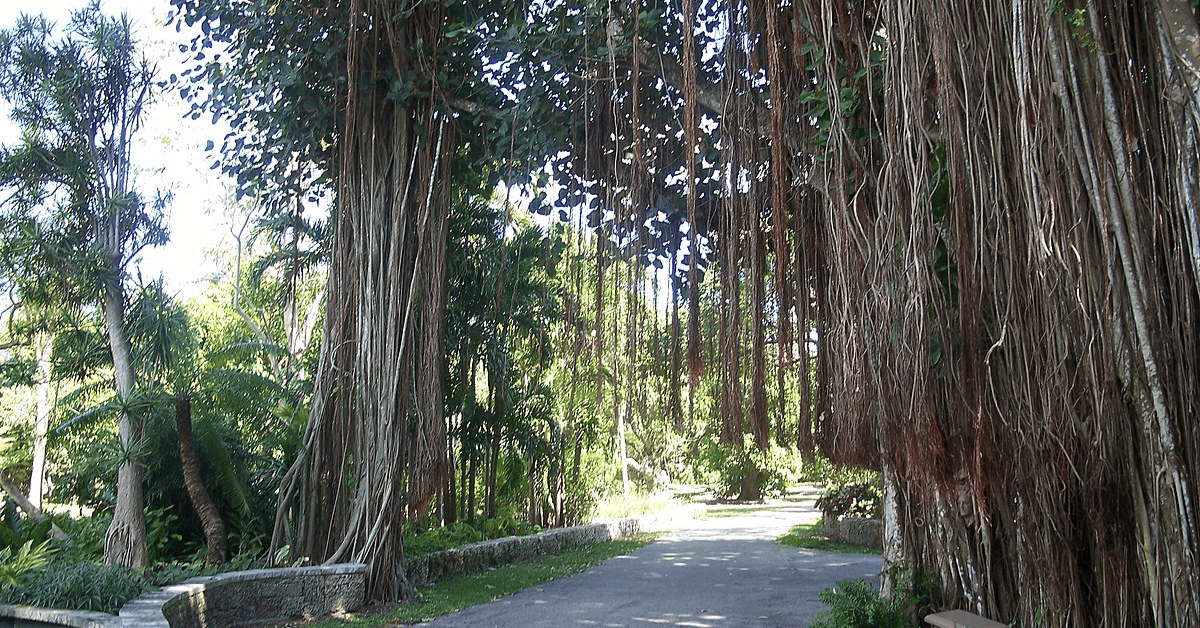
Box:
[703,436,794,500]
[810,568,938,628]
[817,482,882,520]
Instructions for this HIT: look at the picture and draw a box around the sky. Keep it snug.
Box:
[0,0,233,300]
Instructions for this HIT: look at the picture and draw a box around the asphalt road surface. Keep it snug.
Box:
[418,499,884,628]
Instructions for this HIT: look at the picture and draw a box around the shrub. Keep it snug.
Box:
[798,455,880,489]
[817,483,881,520]
[810,578,910,628]
[402,516,543,557]
[56,514,110,561]
[0,541,54,586]
[810,570,938,628]
[704,439,794,500]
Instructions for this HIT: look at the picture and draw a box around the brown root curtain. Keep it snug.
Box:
[270,0,451,601]
[747,0,1198,625]
[590,0,1200,625]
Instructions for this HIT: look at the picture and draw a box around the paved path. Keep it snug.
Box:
[419,499,883,628]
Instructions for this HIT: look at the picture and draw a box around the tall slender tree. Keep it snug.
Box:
[0,6,165,568]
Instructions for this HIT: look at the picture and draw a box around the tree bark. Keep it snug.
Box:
[175,396,227,565]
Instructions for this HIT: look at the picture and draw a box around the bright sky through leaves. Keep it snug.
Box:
[0,0,231,299]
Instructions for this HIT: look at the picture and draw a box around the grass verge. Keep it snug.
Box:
[301,533,660,628]
[778,522,881,555]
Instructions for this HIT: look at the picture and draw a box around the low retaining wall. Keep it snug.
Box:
[0,606,119,628]
[136,563,365,628]
[824,516,883,549]
[404,517,643,587]
[0,564,365,628]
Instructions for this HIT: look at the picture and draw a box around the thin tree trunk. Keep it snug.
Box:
[102,280,147,569]
[467,450,477,521]
[30,333,51,510]
[175,396,227,565]
[444,423,457,525]
[617,407,629,497]
[486,428,500,519]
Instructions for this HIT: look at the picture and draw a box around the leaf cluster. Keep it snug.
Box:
[0,5,167,319]
[816,482,882,520]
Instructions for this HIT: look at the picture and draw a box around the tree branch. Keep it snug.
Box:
[0,468,66,540]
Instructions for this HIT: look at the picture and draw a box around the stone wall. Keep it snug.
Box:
[824,516,883,549]
[0,606,119,628]
[1,564,365,628]
[404,517,643,587]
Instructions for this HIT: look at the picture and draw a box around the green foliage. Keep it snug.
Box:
[143,506,184,564]
[1047,0,1098,50]
[810,579,911,628]
[55,514,109,561]
[799,456,882,493]
[0,540,55,586]
[0,506,57,555]
[402,516,542,557]
[817,483,882,520]
[0,559,147,614]
[0,7,167,305]
[810,569,939,628]
[0,508,261,613]
[702,438,793,500]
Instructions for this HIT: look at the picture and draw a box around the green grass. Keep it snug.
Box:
[778,522,881,555]
[698,505,775,519]
[591,491,679,520]
[303,534,659,628]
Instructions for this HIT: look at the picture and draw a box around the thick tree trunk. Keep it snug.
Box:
[175,396,227,565]
[268,6,453,596]
[102,280,147,569]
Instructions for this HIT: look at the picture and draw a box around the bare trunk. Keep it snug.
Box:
[486,427,500,519]
[30,333,52,510]
[879,460,904,597]
[175,396,227,565]
[102,280,147,569]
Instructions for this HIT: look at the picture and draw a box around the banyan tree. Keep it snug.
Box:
[534,0,1200,625]
[266,0,457,600]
